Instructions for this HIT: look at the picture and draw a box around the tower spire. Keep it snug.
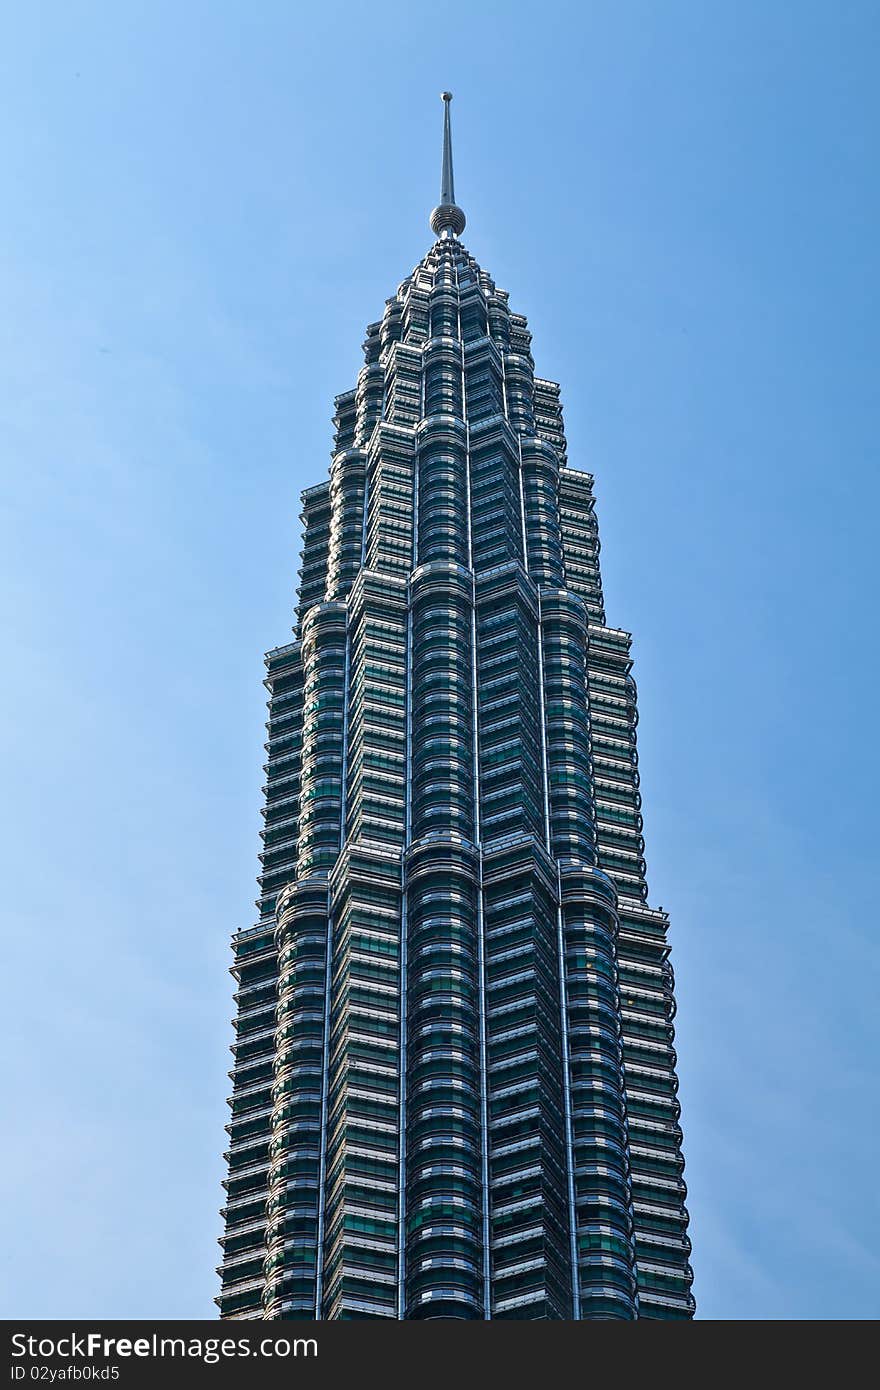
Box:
[430,91,466,238]
[440,90,456,205]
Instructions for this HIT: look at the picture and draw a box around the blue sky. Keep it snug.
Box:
[2,1,878,1320]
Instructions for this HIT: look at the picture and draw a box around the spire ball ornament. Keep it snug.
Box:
[430,91,466,238]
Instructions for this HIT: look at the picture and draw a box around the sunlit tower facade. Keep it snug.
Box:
[218,95,694,1321]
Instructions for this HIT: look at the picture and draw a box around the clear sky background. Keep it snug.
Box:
[2,1,878,1320]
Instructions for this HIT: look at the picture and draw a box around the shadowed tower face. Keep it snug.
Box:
[218,95,694,1321]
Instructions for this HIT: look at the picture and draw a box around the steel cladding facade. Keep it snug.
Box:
[217,200,694,1321]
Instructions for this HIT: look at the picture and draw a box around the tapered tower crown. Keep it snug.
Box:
[430,91,466,237]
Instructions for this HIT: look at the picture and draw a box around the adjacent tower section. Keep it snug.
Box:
[218,95,694,1321]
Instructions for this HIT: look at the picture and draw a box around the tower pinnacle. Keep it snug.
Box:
[430,91,466,238]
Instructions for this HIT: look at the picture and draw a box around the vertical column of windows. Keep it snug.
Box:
[401,249,484,1316]
[474,569,544,847]
[428,263,458,338]
[473,267,577,1318]
[218,926,278,1318]
[382,340,421,428]
[402,283,430,348]
[505,317,535,433]
[504,335,586,1320]
[345,572,407,850]
[363,426,416,574]
[320,850,403,1318]
[379,298,403,354]
[404,839,483,1318]
[533,378,568,467]
[558,470,605,624]
[540,592,597,864]
[588,634,646,901]
[519,434,583,1319]
[459,269,494,1320]
[482,844,573,1319]
[547,495,639,1318]
[410,377,472,843]
[617,910,694,1318]
[560,868,638,1319]
[539,592,638,1317]
[257,645,306,918]
[332,390,358,454]
[519,438,564,588]
[294,605,347,879]
[416,419,468,569]
[587,646,694,1319]
[486,288,511,351]
[355,330,384,443]
[423,338,463,418]
[459,288,488,342]
[235,492,338,1318]
[296,486,332,632]
[465,343,504,423]
[313,312,416,1316]
[559,484,693,1319]
[263,602,348,1317]
[219,638,307,1319]
[469,426,523,573]
[263,881,329,1317]
[325,451,366,602]
[409,564,474,850]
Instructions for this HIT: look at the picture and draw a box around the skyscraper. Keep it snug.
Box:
[218,94,694,1322]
